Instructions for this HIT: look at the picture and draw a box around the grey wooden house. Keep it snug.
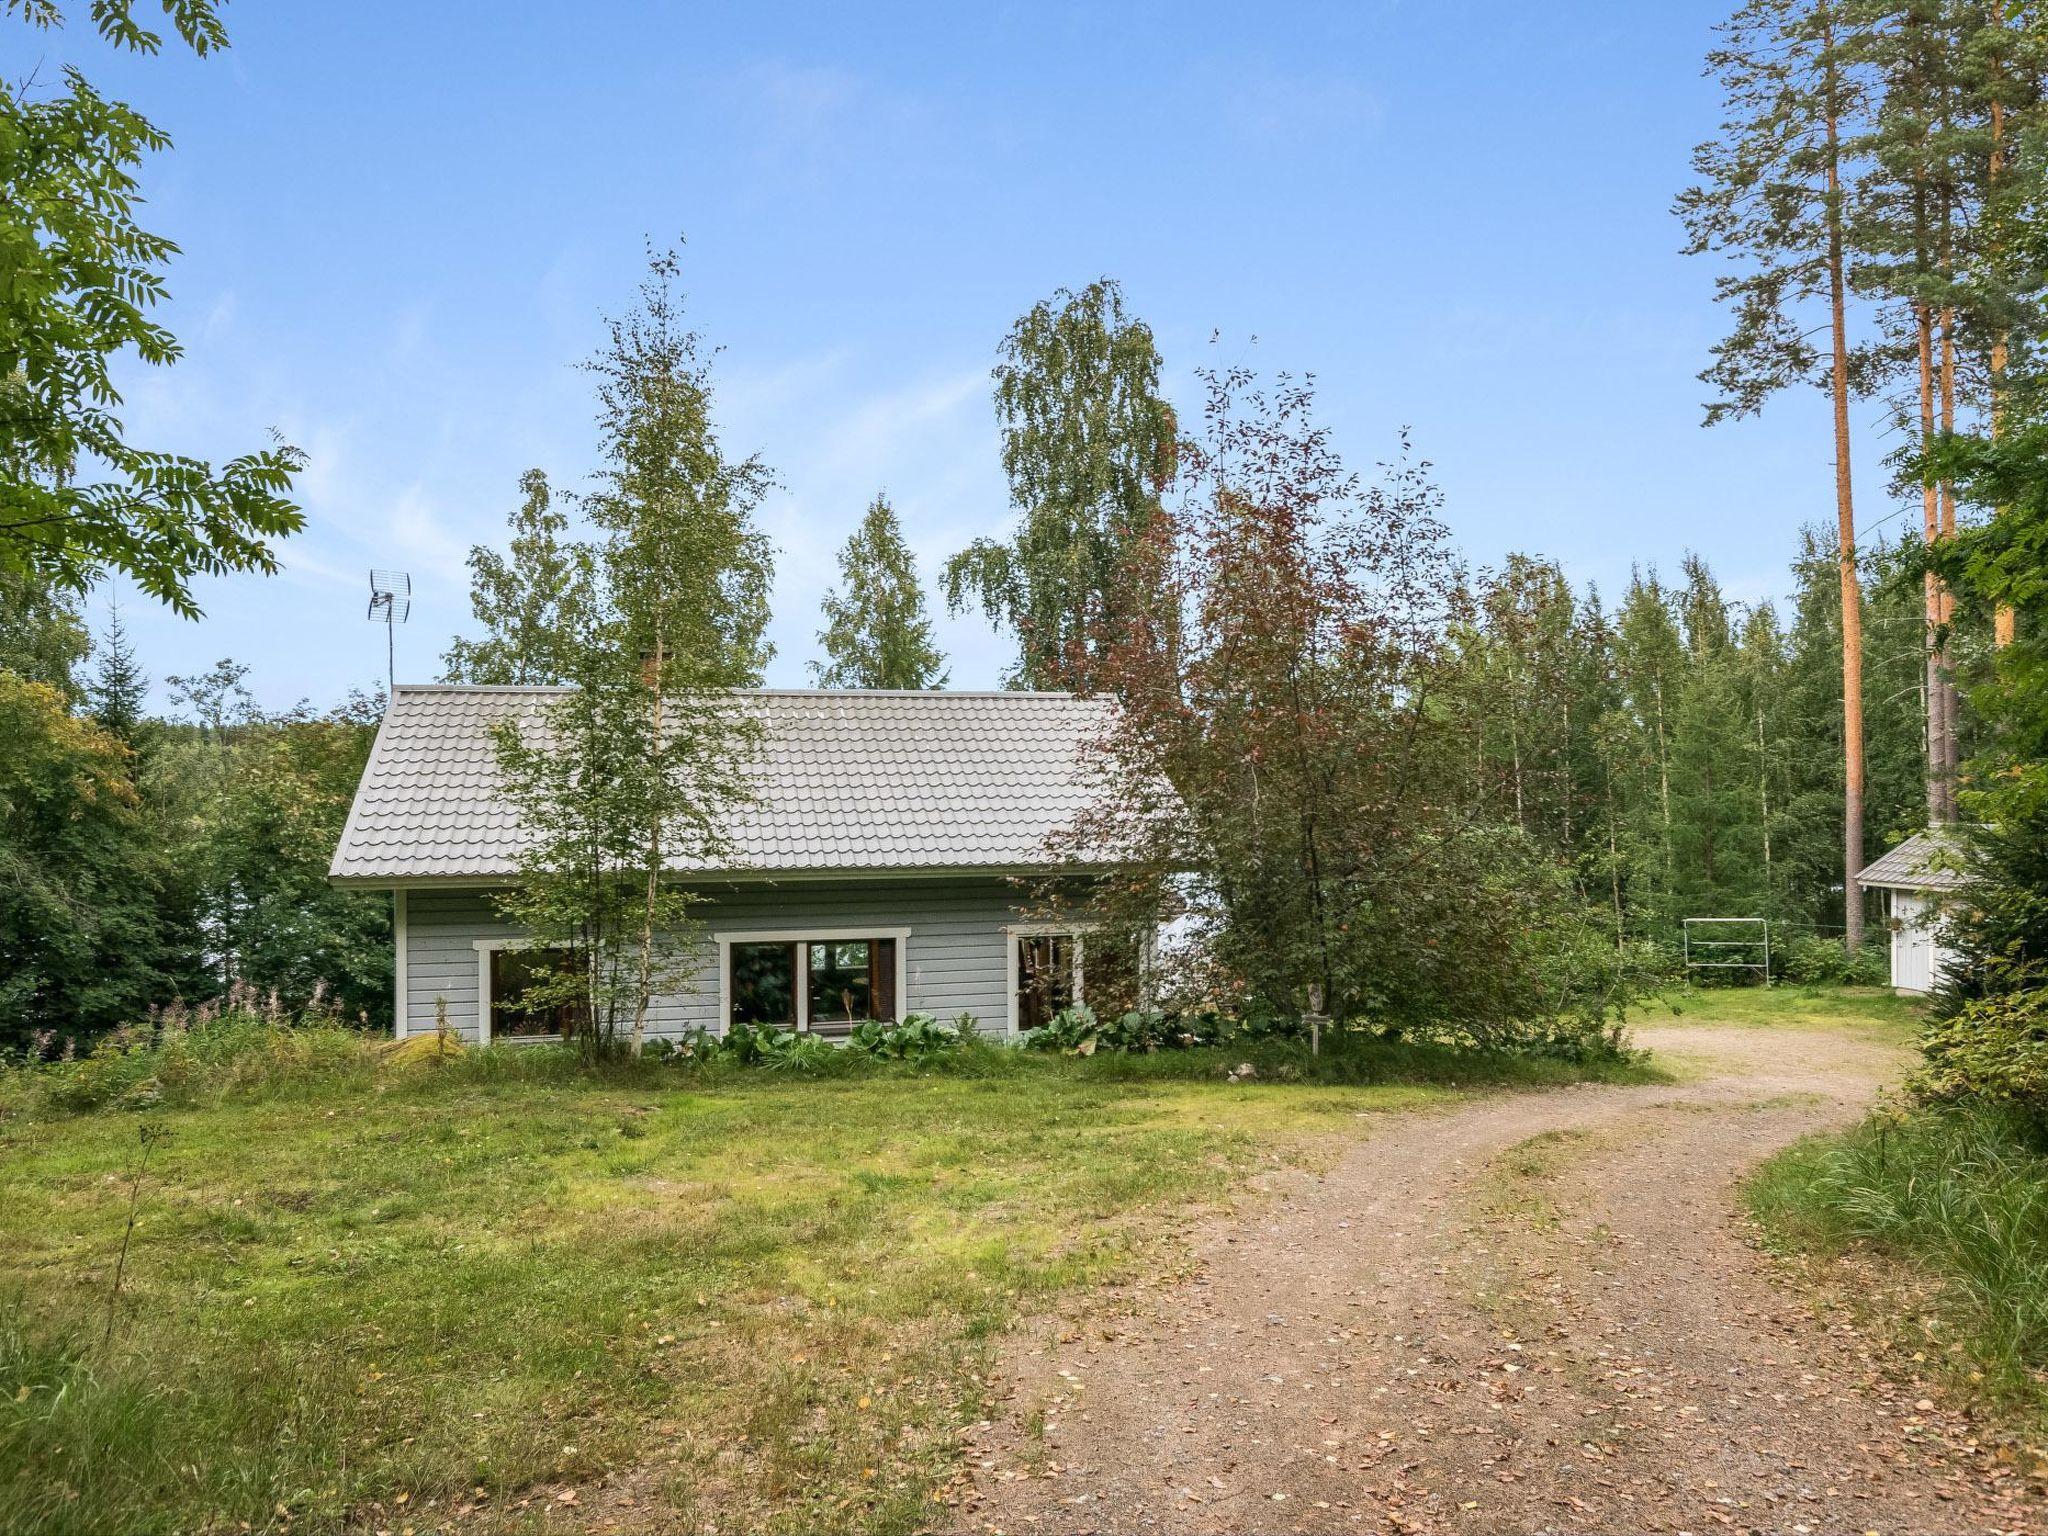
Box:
[329,686,1112,1043]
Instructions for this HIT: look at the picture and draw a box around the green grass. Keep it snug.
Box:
[1637,982,1923,1041]
[1750,1104,2048,1446]
[0,1024,1661,1536]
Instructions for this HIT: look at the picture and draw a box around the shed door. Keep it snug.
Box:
[1890,891,1932,994]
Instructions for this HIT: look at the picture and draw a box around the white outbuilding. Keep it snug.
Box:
[1859,830,1968,995]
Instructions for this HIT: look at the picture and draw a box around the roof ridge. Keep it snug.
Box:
[391,683,1104,701]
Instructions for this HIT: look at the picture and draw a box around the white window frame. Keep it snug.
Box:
[472,937,578,1046]
[392,889,409,1039]
[715,927,912,1032]
[1002,922,1097,1037]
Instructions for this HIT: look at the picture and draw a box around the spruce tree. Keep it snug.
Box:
[1666,558,1761,915]
[811,494,948,690]
[1613,572,1687,925]
[87,595,148,743]
[1734,601,1795,914]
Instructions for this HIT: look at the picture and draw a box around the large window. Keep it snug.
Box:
[730,942,799,1027]
[488,946,586,1042]
[724,933,902,1033]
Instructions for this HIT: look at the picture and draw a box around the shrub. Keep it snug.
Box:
[849,1012,976,1061]
[1914,988,2048,1124]
[1024,1004,1223,1054]
[715,1022,846,1074]
[1013,998,1637,1063]
[1019,1004,1101,1054]
[1778,935,1889,987]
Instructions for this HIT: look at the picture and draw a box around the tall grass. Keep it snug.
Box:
[0,1308,367,1536]
[2,1002,1661,1123]
[1751,1105,2048,1410]
[1,986,387,1115]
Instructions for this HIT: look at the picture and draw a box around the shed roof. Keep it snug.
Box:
[1859,829,1971,892]
[329,685,1116,885]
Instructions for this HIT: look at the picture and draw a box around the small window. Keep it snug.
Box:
[490,947,587,1041]
[808,940,871,1027]
[730,942,799,1027]
[805,938,897,1032]
[1016,934,1077,1033]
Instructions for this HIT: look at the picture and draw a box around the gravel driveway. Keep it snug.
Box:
[949,1018,2044,1535]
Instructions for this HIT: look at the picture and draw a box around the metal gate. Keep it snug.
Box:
[1682,917,1771,986]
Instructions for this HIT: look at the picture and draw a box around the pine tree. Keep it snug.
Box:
[945,279,1176,690]
[444,469,595,686]
[1680,0,1877,945]
[1780,529,1855,929]
[1965,1,2048,649]
[87,595,148,743]
[1852,0,1976,823]
[811,494,948,690]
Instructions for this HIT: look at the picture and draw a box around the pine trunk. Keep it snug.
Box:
[1938,312,1963,813]
[1824,75,1866,951]
[1917,305,1949,825]
[1989,95,2016,649]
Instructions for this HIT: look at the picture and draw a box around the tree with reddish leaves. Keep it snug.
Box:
[1061,364,1624,1041]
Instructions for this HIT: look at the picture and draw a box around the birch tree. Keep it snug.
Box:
[492,251,768,1058]
[945,280,1176,690]
[444,470,595,686]
[812,494,948,689]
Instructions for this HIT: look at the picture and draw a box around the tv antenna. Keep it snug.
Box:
[367,569,411,694]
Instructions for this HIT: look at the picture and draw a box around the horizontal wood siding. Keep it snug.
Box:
[401,878,1041,1041]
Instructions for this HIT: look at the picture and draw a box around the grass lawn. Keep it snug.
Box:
[0,1034,1655,1536]
[1635,982,1924,1041]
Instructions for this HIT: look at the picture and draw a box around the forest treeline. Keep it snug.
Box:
[0,586,391,1045]
[2,0,2044,1053]
[1450,537,1955,947]
[0,434,1942,1046]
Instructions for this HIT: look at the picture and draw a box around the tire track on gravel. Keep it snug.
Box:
[947,1022,2044,1535]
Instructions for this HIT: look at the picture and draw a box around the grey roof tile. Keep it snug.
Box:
[330,685,1115,883]
[1859,828,1971,891]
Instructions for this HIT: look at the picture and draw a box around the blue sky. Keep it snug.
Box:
[67,1,1907,710]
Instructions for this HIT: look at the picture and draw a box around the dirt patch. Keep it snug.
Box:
[947,1022,2045,1534]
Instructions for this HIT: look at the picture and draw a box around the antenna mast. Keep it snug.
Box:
[367,570,412,694]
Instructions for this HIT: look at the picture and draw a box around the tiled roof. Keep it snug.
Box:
[330,685,1116,883]
[1859,829,1971,892]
